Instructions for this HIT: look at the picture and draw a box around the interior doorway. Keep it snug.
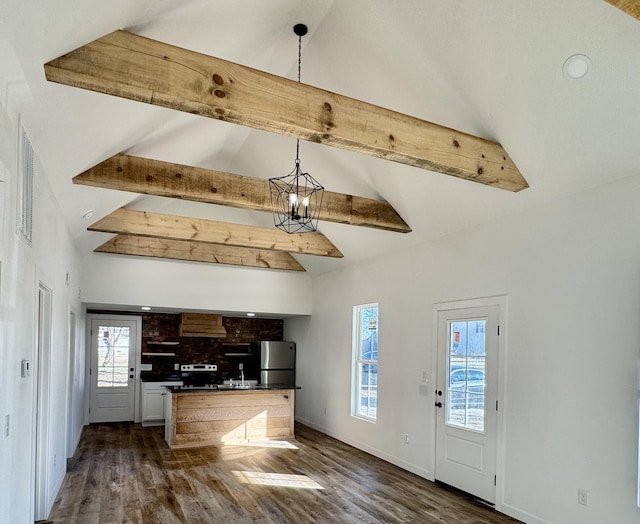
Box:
[432,297,506,506]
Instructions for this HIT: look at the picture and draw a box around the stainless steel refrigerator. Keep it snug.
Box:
[259,341,296,386]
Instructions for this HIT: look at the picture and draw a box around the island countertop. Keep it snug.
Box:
[165,384,300,393]
[165,387,296,449]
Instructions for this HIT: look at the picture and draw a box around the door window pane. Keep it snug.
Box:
[97,326,130,388]
[446,319,486,431]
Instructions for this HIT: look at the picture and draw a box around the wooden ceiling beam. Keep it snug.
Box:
[74,154,412,233]
[89,208,343,258]
[95,234,305,271]
[604,0,640,20]
[45,30,528,192]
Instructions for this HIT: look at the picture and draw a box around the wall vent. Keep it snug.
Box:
[16,121,33,246]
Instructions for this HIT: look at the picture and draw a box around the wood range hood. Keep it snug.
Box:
[178,313,227,338]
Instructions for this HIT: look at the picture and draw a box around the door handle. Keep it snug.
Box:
[435,401,442,408]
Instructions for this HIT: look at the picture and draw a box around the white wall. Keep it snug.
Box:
[81,252,312,316]
[289,174,640,524]
[0,85,84,522]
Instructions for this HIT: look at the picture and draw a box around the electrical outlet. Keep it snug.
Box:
[53,454,57,468]
[421,371,429,383]
[404,433,409,444]
[4,414,9,438]
[174,363,180,371]
[578,488,588,506]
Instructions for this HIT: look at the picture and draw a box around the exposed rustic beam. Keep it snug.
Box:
[604,0,640,20]
[74,154,412,233]
[89,208,343,258]
[95,234,305,271]
[45,30,528,192]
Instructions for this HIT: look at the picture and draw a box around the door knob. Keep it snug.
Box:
[435,401,442,408]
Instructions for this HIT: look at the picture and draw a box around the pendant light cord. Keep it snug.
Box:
[295,30,302,166]
[297,30,302,84]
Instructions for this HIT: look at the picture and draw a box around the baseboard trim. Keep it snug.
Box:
[499,503,554,524]
[47,466,66,519]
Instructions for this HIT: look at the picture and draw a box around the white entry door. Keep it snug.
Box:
[89,317,139,422]
[435,305,499,504]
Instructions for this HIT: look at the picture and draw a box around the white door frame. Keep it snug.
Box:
[84,314,142,425]
[33,280,52,521]
[430,295,508,510]
[66,307,77,458]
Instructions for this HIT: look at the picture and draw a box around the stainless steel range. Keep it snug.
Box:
[180,364,218,387]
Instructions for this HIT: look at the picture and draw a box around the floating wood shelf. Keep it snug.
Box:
[142,352,176,357]
[146,341,180,346]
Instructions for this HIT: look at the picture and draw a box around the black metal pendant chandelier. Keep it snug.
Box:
[269,23,324,234]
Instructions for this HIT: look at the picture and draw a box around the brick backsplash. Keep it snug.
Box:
[88,310,284,380]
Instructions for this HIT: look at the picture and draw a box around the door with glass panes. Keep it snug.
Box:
[89,317,138,422]
[435,305,499,503]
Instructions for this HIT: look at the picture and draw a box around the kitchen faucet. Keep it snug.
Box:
[239,363,244,385]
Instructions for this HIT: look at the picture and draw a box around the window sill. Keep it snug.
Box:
[351,414,377,424]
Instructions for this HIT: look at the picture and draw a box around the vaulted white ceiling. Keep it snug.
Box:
[3,0,640,276]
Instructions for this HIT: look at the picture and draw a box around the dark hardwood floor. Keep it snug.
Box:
[40,422,521,523]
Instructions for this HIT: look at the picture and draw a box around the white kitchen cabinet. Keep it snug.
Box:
[141,381,182,427]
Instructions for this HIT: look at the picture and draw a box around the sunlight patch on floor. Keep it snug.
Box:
[232,470,324,489]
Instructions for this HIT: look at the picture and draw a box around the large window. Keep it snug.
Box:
[352,303,378,421]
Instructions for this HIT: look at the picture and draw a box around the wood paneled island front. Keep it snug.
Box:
[164,387,295,449]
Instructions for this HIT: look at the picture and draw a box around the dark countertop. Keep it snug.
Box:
[140,373,183,382]
[166,384,300,393]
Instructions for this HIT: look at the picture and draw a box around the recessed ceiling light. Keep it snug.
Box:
[563,54,592,80]
[246,312,256,317]
[141,306,151,311]
[82,209,94,220]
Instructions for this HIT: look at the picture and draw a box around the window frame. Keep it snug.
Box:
[351,302,379,422]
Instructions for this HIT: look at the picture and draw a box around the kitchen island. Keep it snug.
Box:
[164,385,297,449]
